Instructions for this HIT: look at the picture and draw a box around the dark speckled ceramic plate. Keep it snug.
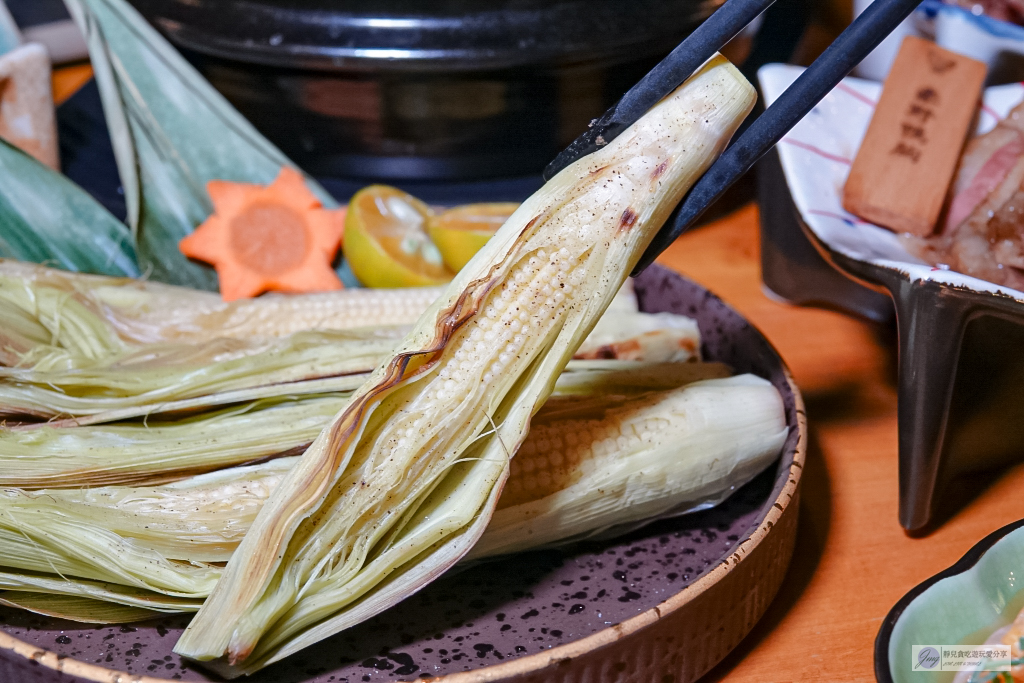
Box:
[0,265,806,683]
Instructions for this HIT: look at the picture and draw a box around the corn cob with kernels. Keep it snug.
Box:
[0,373,784,625]
[470,375,787,559]
[0,259,638,349]
[173,55,755,675]
[0,360,729,489]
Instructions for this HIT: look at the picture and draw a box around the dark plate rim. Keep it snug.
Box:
[873,518,1024,683]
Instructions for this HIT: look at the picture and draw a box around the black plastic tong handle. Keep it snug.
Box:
[543,0,777,182]
[630,0,923,275]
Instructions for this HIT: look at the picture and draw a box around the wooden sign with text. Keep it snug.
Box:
[843,36,986,236]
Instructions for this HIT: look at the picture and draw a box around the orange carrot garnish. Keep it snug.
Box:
[179,167,346,301]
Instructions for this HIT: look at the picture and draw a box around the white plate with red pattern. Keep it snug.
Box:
[758,63,1024,301]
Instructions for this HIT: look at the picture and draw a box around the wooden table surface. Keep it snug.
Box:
[47,65,1024,682]
[656,203,1024,682]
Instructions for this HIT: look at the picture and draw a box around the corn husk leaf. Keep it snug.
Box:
[0,333,704,422]
[575,310,700,362]
[0,571,201,613]
[0,265,668,422]
[174,55,755,675]
[549,359,730,398]
[14,375,368,428]
[37,459,294,562]
[0,497,221,597]
[0,273,129,365]
[0,398,338,488]
[0,361,727,489]
[63,0,341,290]
[0,141,138,277]
[0,328,403,419]
[0,462,293,603]
[0,592,166,624]
[0,260,636,347]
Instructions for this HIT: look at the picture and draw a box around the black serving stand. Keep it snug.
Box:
[758,146,1024,532]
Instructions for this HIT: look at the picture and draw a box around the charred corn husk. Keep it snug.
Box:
[0,361,728,489]
[575,310,700,362]
[174,55,755,674]
[0,374,783,623]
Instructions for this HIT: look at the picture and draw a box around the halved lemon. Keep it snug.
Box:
[344,185,455,288]
[427,202,520,273]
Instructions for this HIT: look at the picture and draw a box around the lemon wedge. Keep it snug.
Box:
[427,202,519,273]
[344,185,455,288]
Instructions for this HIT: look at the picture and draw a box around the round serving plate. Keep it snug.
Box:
[0,265,806,683]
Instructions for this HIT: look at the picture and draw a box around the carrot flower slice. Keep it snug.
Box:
[179,167,346,301]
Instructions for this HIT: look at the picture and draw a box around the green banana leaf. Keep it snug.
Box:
[0,139,139,276]
[64,0,341,291]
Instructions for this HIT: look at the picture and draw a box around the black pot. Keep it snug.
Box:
[129,0,720,180]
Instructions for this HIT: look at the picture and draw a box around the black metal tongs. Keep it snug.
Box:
[542,0,923,275]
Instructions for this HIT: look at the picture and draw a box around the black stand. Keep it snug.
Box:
[757,146,1024,532]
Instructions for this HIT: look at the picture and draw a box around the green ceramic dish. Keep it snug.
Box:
[876,520,1024,682]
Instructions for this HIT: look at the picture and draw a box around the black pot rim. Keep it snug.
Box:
[130,0,719,72]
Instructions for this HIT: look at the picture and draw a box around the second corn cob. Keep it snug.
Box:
[0,259,638,349]
[0,361,730,488]
[0,375,785,623]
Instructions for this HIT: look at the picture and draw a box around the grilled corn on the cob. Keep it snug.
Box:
[0,261,445,344]
[0,267,682,423]
[0,361,729,488]
[174,54,756,674]
[0,375,784,624]
[469,375,786,558]
[0,259,638,348]
[0,316,698,422]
